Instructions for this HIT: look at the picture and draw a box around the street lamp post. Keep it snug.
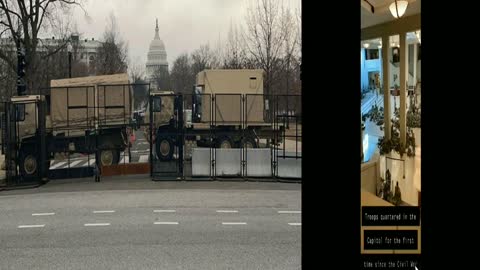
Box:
[67,43,72,78]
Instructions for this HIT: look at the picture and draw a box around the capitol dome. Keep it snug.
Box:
[146,19,169,89]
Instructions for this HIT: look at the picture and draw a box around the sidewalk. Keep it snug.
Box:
[0,174,300,196]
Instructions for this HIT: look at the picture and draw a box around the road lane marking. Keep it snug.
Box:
[32,213,55,216]
[139,155,149,162]
[278,211,301,214]
[68,160,83,167]
[154,210,176,213]
[216,210,238,213]
[154,222,179,225]
[93,210,115,214]
[18,224,45,228]
[222,222,247,225]
[84,223,110,226]
[288,223,302,226]
[50,162,66,169]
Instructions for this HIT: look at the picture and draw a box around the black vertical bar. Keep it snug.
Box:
[212,94,216,179]
[239,94,242,178]
[67,88,71,176]
[34,101,38,180]
[149,93,153,178]
[67,87,69,128]
[178,94,184,178]
[86,85,89,129]
[15,103,19,182]
[208,94,212,179]
[104,85,106,126]
[271,94,275,178]
[295,114,298,159]
[68,52,72,78]
[86,86,90,172]
[123,84,126,164]
[243,94,246,178]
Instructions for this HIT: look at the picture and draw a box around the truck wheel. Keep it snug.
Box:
[19,149,38,179]
[241,137,257,149]
[156,136,174,161]
[99,144,120,166]
[216,136,233,149]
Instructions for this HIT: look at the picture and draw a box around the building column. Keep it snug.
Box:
[399,32,408,146]
[378,47,383,89]
[381,35,391,140]
[412,43,418,86]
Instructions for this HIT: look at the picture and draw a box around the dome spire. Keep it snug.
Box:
[155,18,159,39]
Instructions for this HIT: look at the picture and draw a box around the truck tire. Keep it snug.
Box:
[19,148,38,180]
[98,143,120,166]
[156,136,174,161]
[216,136,233,149]
[241,136,258,148]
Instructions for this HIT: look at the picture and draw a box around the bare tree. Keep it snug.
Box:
[243,0,298,97]
[151,65,170,90]
[191,44,214,76]
[0,0,84,93]
[128,56,145,82]
[0,39,16,99]
[170,53,193,96]
[223,21,250,69]
[93,13,128,75]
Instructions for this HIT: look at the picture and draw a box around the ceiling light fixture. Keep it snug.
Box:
[364,43,370,48]
[389,0,409,19]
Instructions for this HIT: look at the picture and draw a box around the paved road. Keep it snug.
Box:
[0,181,301,270]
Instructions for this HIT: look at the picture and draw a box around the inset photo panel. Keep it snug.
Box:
[361,0,421,263]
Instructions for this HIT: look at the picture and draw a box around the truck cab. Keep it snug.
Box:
[10,95,45,141]
[6,95,49,180]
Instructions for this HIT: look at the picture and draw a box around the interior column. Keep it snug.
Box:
[399,32,408,146]
[381,35,391,140]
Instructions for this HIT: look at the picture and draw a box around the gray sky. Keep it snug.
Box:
[72,0,300,73]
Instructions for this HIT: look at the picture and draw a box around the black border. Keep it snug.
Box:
[302,0,359,268]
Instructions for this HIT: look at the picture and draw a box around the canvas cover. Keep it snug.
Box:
[196,69,265,124]
[50,74,131,130]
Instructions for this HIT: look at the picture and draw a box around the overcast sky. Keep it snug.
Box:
[71,0,300,73]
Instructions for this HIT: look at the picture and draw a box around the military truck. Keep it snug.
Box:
[5,73,132,179]
[144,69,284,161]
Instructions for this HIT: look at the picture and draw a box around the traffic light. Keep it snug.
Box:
[17,48,26,96]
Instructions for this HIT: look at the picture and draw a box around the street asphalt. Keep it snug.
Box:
[0,178,301,270]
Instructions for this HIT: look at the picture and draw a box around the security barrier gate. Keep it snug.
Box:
[149,93,302,181]
[1,89,301,186]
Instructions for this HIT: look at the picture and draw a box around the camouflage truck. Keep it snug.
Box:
[144,69,284,161]
[4,74,132,179]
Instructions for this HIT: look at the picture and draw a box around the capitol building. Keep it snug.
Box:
[146,19,169,90]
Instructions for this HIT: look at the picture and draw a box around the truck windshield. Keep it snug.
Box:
[193,87,202,121]
[153,97,161,112]
[16,104,25,121]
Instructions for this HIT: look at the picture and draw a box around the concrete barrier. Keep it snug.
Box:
[246,149,272,177]
[192,148,302,179]
[277,152,302,178]
[192,148,211,176]
[215,149,242,176]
